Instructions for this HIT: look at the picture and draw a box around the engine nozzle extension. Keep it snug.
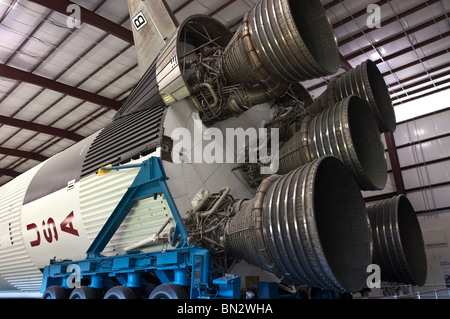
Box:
[194,0,339,122]
[307,60,396,133]
[367,195,427,286]
[220,0,339,87]
[224,156,373,293]
[279,95,388,191]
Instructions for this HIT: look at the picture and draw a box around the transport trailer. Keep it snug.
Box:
[40,157,273,300]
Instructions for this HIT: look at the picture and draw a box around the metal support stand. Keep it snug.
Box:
[86,157,189,259]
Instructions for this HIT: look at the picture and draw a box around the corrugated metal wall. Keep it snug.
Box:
[364,107,450,215]
[394,109,450,214]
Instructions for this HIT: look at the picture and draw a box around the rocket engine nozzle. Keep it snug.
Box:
[367,195,427,286]
[220,0,339,87]
[192,0,339,122]
[278,95,388,191]
[307,60,397,133]
[186,156,373,293]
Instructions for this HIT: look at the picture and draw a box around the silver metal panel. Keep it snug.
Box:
[23,132,99,205]
[394,109,450,146]
[127,0,178,76]
[113,61,165,120]
[407,185,450,212]
[155,33,190,105]
[162,99,259,211]
[403,161,450,189]
[397,136,450,168]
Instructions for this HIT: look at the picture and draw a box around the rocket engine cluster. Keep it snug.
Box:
[177,0,426,292]
[0,0,426,296]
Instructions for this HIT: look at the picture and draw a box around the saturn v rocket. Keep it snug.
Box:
[0,0,427,298]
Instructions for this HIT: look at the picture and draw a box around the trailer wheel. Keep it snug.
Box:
[69,286,97,299]
[103,286,136,299]
[148,284,188,299]
[309,287,338,299]
[42,286,67,299]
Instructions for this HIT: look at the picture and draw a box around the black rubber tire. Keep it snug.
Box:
[103,286,136,299]
[42,286,67,299]
[148,283,188,299]
[69,286,97,299]
[144,282,157,297]
[309,287,338,299]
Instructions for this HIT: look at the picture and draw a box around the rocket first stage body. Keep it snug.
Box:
[0,0,426,298]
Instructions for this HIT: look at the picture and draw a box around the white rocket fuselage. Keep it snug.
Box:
[0,99,271,296]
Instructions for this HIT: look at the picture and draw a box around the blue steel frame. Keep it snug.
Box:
[86,157,189,259]
[40,246,212,298]
[40,157,217,298]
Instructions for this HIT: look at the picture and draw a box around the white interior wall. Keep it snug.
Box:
[364,98,450,295]
[409,105,450,290]
[418,211,450,293]
[394,108,450,213]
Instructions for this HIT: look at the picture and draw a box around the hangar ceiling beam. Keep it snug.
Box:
[28,0,134,44]
[385,132,406,195]
[0,64,121,111]
[307,29,450,93]
[344,13,449,61]
[0,147,49,162]
[0,169,20,178]
[339,53,352,72]
[0,115,84,142]
[338,0,440,47]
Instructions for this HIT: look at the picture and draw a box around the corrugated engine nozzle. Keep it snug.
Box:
[279,95,388,191]
[307,60,396,133]
[367,195,427,286]
[220,0,339,87]
[224,156,373,293]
